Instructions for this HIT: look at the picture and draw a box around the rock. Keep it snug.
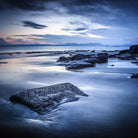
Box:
[57,56,69,62]
[129,45,138,54]
[10,83,88,114]
[108,54,116,58]
[0,62,8,64]
[117,53,136,60]
[70,54,87,61]
[97,56,108,63]
[84,56,108,64]
[119,49,129,55]
[96,53,108,63]
[130,74,138,79]
[131,61,138,65]
[75,50,89,52]
[66,61,95,69]
[97,53,108,57]
[84,58,98,64]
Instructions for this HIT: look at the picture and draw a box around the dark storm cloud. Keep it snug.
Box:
[0,0,138,45]
[0,0,46,10]
[22,21,47,29]
[1,0,138,17]
[0,0,138,11]
[0,0,94,9]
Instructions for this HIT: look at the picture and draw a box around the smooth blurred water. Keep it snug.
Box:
[0,46,138,138]
[0,45,129,53]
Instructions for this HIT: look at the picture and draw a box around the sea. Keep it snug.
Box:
[0,45,138,138]
[0,45,129,53]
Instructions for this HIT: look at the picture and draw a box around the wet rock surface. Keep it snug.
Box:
[0,62,8,64]
[117,53,136,60]
[129,45,138,54]
[119,49,129,55]
[57,56,69,62]
[131,61,138,65]
[56,45,138,71]
[108,54,116,58]
[131,74,138,79]
[70,54,87,61]
[10,83,88,114]
[96,53,108,63]
[66,61,95,69]
[57,52,108,70]
[84,57,98,64]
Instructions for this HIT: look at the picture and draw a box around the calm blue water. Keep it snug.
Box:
[0,45,138,138]
[0,45,129,53]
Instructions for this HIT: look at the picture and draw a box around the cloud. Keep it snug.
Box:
[62,27,87,32]
[22,21,47,29]
[14,35,30,37]
[0,0,46,11]
[1,0,138,45]
[29,34,103,44]
[75,28,88,31]
[0,38,9,45]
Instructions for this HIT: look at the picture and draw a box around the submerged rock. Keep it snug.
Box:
[10,83,88,114]
[130,74,138,79]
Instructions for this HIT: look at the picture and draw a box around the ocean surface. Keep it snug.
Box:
[0,45,129,53]
[0,45,138,138]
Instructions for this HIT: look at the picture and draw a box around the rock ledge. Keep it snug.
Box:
[10,83,88,114]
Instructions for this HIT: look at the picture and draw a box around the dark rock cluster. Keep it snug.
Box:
[57,45,138,70]
[57,53,108,70]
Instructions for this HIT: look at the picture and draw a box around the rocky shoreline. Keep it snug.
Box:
[8,45,138,114]
[56,45,138,70]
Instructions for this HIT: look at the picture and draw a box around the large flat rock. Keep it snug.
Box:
[10,83,88,114]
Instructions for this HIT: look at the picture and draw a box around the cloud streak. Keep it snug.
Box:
[0,38,9,45]
[22,21,47,29]
[0,0,138,45]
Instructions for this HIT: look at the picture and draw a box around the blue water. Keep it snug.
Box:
[0,45,129,53]
[0,45,138,138]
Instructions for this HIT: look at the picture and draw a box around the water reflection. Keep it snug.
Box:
[0,52,138,137]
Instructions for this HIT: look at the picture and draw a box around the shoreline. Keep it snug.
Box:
[0,45,138,138]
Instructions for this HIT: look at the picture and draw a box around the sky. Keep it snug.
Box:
[0,0,138,46]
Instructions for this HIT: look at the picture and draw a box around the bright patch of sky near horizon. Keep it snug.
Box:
[0,0,138,45]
